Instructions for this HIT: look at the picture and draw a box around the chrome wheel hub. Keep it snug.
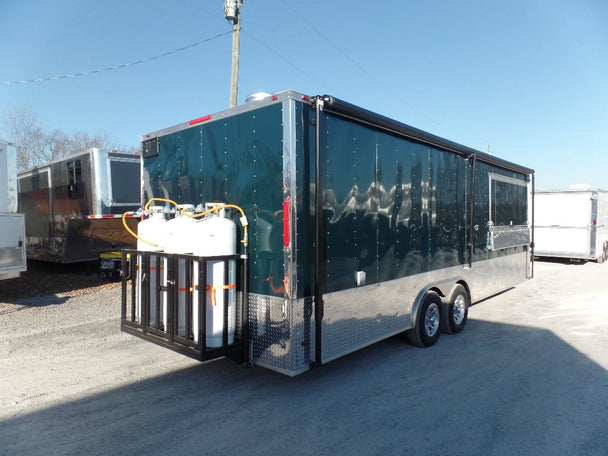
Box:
[452,294,466,325]
[425,303,440,337]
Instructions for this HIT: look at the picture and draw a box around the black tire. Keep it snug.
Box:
[442,284,469,334]
[407,291,442,347]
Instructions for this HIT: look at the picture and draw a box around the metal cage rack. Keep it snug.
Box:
[120,249,248,363]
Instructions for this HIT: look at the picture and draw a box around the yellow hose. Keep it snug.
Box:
[122,211,160,247]
[188,203,249,247]
[144,197,179,212]
[122,198,249,249]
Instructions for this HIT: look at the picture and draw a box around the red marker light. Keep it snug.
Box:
[283,197,290,247]
[189,115,212,125]
[271,95,278,101]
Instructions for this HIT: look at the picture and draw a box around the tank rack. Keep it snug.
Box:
[120,249,248,363]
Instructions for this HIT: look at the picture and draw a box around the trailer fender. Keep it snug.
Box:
[407,290,442,347]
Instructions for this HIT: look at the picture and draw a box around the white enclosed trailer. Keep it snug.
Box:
[0,140,27,280]
[535,187,608,263]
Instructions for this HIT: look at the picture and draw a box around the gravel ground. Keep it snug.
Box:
[1,259,607,455]
[0,261,115,306]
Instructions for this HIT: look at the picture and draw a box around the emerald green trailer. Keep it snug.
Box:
[121,90,534,376]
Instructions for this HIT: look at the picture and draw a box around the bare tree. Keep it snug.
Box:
[45,129,71,163]
[2,105,124,171]
[2,105,46,170]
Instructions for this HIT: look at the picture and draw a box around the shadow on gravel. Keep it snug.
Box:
[0,260,111,304]
[1,319,606,456]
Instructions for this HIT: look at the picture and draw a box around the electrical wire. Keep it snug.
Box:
[0,31,231,85]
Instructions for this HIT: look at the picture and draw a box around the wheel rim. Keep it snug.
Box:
[452,294,466,325]
[424,303,440,337]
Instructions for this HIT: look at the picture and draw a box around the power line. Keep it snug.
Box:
[1,31,231,85]
[242,30,327,88]
[277,0,375,81]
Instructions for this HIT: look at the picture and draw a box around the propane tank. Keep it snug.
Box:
[164,204,197,254]
[192,208,237,256]
[192,209,237,347]
[164,205,199,339]
[136,205,167,328]
[137,206,167,251]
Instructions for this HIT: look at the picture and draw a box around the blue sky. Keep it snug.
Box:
[1,0,606,190]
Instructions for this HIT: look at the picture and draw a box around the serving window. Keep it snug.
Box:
[487,174,530,250]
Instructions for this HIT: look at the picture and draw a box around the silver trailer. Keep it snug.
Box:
[122,90,534,376]
[535,187,608,263]
[18,148,141,263]
[0,140,27,280]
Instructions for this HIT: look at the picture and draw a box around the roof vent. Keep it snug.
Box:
[245,92,272,103]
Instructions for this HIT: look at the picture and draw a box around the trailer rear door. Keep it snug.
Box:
[535,192,593,258]
[0,213,26,278]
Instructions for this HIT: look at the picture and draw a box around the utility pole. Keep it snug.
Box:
[224,0,243,108]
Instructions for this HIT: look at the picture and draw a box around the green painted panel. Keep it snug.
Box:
[322,115,377,292]
[142,104,285,296]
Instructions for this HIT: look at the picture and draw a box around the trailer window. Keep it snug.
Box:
[67,160,82,199]
[489,175,528,226]
[488,174,530,250]
[109,160,140,205]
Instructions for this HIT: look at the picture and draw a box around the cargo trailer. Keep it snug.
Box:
[18,148,141,263]
[0,140,26,280]
[121,90,534,376]
[535,187,608,263]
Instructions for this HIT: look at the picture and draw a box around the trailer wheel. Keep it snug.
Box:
[407,291,442,347]
[442,284,469,334]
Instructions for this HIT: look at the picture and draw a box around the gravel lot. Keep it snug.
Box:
[1,259,607,455]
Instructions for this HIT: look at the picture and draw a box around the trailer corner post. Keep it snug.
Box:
[530,172,535,279]
[313,96,326,367]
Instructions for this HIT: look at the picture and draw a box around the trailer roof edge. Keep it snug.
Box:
[16,148,138,175]
[317,95,534,176]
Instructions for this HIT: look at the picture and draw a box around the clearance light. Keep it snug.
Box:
[301,95,309,101]
[271,95,278,101]
[189,115,212,125]
[283,197,290,247]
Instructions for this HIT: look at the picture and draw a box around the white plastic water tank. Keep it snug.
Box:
[192,212,237,347]
[164,204,197,254]
[137,206,167,251]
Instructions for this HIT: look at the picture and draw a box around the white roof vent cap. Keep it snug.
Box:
[245,92,272,103]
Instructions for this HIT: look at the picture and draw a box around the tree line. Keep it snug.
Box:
[2,105,133,171]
